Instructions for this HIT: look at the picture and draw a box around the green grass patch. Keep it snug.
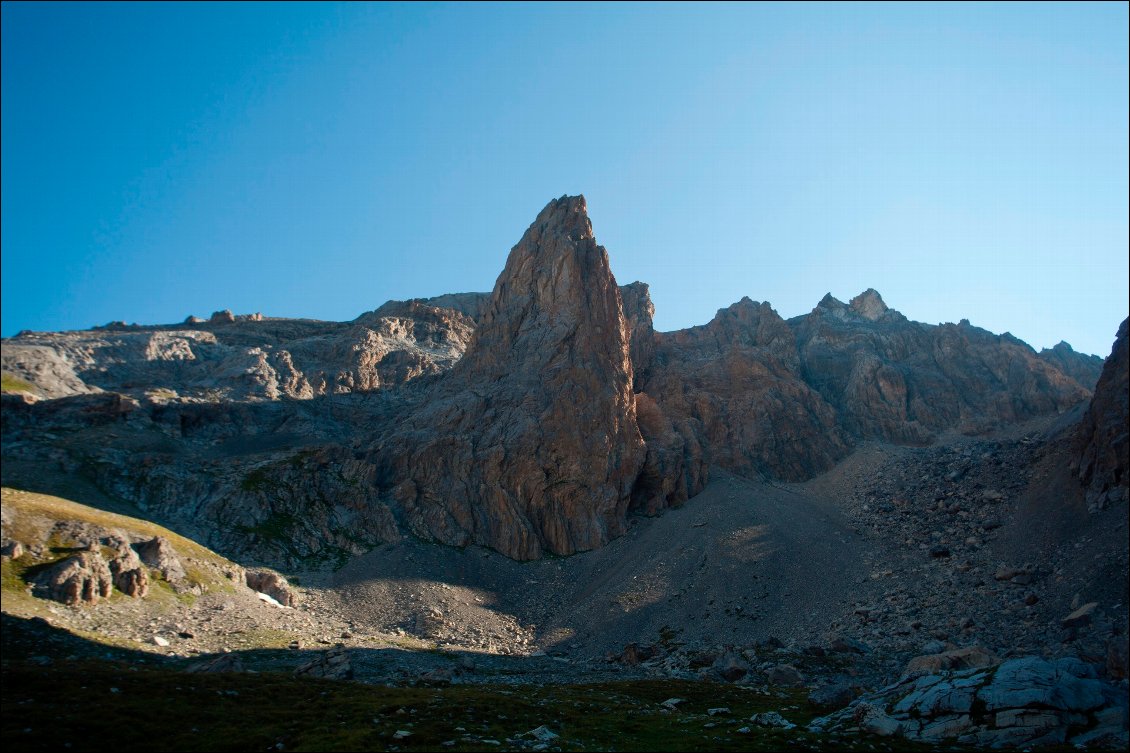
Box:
[239,467,272,492]
[1,372,37,394]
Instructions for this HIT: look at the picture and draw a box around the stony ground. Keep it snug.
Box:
[285,413,1126,684]
[2,412,1127,750]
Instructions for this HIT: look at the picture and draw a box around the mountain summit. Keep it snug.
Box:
[376,195,647,559]
[0,195,1117,566]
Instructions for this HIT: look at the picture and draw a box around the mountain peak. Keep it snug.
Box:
[527,194,593,243]
[817,292,845,310]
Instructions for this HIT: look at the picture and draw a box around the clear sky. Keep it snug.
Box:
[2,2,1127,356]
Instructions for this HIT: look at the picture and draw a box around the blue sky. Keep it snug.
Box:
[2,2,1127,356]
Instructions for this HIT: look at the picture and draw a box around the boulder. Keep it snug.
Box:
[245,568,298,607]
[808,683,858,709]
[766,664,805,687]
[32,552,113,605]
[1061,602,1099,629]
[979,656,1105,712]
[294,647,352,680]
[107,547,149,598]
[711,650,750,682]
[750,712,795,729]
[810,654,1124,747]
[828,635,871,654]
[903,646,998,678]
[1107,635,1129,680]
[133,537,185,582]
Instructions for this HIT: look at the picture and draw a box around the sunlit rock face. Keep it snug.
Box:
[1,194,1111,564]
[374,196,649,560]
[638,296,850,483]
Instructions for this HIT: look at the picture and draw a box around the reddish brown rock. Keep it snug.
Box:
[1074,318,1129,510]
[245,568,298,607]
[107,547,150,598]
[32,551,113,605]
[620,281,658,391]
[641,298,851,481]
[377,196,648,560]
[1039,341,1105,391]
[790,291,1091,443]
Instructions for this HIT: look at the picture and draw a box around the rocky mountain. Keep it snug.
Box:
[1074,318,1130,511]
[1,302,475,402]
[3,194,1129,753]
[637,295,849,483]
[371,196,649,559]
[1039,340,1105,391]
[0,194,1121,566]
[788,290,1092,444]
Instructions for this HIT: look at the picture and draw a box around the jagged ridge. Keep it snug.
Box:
[1,195,1121,563]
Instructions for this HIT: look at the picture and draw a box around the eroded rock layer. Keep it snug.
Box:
[374,196,648,560]
[1074,318,1130,510]
[2,194,1122,564]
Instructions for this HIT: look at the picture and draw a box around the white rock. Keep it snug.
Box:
[256,591,286,608]
[527,726,559,742]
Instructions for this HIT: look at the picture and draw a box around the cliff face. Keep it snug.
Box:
[788,291,1092,444]
[2,195,1118,566]
[374,196,649,560]
[638,297,850,482]
[1074,318,1129,510]
[1038,341,1105,391]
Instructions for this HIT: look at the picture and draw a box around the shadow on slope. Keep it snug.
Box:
[2,614,928,753]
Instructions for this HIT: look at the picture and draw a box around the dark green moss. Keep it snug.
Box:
[239,468,272,492]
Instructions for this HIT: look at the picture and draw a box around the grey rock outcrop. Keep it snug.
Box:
[811,656,1128,748]
[107,546,150,598]
[1,305,477,402]
[1,344,93,398]
[186,653,245,674]
[294,647,352,680]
